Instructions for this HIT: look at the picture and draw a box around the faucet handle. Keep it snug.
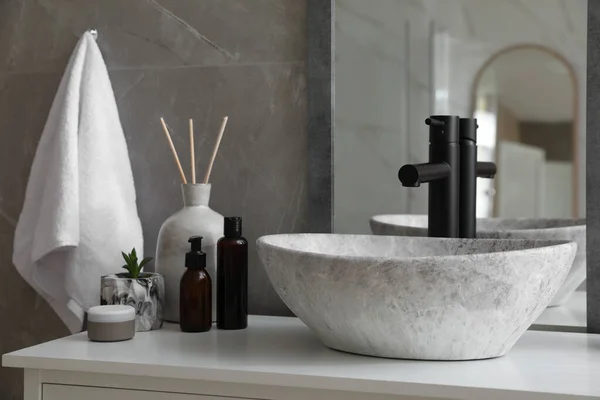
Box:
[477,162,497,178]
[425,118,445,127]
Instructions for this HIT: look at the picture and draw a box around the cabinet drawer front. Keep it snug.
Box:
[43,384,252,400]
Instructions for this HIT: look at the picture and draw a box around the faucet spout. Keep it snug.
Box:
[398,162,451,187]
[398,115,460,238]
[398,116,498,239]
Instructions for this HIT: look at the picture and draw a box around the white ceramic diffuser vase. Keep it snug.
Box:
[155,184,223,322]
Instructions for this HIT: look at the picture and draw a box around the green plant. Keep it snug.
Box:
[121,248,153,279]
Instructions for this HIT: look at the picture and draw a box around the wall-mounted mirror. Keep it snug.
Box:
[308,0,589,332]
[472,45,579,219]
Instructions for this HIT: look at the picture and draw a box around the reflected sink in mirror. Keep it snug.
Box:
[257,234,576,360]
[370,215,585,307]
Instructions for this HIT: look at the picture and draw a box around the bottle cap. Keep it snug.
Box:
[186,236,206,270]
[224,217,243,238]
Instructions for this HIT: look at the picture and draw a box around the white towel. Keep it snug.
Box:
[13,31,144,333]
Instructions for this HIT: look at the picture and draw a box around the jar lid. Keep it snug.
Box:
[88,305,136,323]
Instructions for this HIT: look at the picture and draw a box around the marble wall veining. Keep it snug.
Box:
[0,1,306,398]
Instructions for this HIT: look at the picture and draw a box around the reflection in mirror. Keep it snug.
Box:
[332,0,587,331]
[334,0,586,236]
[473,46,577,218]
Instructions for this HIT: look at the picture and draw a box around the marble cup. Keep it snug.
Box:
[100,273,165,332]
[370,215,586,306]
[257,234,577,360]
[155,184,223,322]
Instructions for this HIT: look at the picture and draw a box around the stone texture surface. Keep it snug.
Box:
[307,0,332,233]
[588,0,600,334]
[370,215,586,307]
[257,234,576,360]
[100,273,165,332]
[0,1,306,397]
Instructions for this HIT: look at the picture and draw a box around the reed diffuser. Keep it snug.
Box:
[154,116,229,322]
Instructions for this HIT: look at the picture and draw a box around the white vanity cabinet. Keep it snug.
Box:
[43,384,243,400]
[4,316,600,400]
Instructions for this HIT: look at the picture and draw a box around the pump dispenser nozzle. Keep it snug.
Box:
[186,236,206,270]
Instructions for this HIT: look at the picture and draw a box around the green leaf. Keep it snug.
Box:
[122,264,134,278]
[119,248,146,278]
[139,257,153,269]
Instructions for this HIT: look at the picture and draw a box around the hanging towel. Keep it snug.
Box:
[13,31,144,333]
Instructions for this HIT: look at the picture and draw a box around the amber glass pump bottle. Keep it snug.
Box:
[180,236,212,332]
[217,217,248,330]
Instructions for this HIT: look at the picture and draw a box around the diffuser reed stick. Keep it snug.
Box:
[203,116,229,184]
[189,119,196,184]
[160,117,188,184]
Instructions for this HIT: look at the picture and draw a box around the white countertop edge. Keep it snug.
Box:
[4,316,600,400]
[1,353,591,400]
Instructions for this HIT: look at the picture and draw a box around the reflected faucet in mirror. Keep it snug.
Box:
[398,115,497,239]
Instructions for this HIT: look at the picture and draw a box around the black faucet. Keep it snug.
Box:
[457,118,497,238]
[398,115,460,238]
[398,115,496,239]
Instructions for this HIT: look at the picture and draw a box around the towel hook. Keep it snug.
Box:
[88,29,98,41]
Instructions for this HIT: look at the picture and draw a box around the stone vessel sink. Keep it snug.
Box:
[257,234,576,360]
[370,215,585,307]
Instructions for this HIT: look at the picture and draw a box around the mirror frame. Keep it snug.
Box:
[307,0,334,234]
[470,44,580,217]
[307,0,598,333]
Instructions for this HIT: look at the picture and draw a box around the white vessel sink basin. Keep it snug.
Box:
[257,234,576,360]
[370,215,585,306]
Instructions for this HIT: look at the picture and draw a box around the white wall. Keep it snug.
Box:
[497,141,546,217]
[544,162,574,218]
[334,0,432,233]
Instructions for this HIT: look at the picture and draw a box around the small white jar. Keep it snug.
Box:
[88,305,136,342]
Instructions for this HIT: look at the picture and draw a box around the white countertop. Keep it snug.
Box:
[4,316,600,400]
[533,291,586,329]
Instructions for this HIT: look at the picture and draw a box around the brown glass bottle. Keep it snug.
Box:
[217,217,248,330]
[180,236,212,332]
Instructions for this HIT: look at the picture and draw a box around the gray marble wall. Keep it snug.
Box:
[588,1,600,333]
[0,1,306,398]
